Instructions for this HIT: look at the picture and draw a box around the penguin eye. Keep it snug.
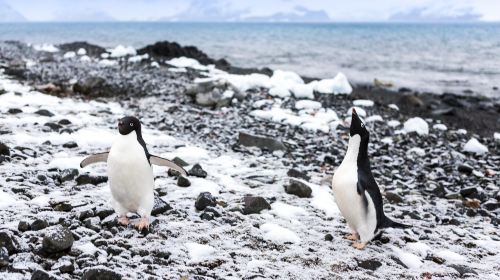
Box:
[130,123,134,127]
[361,123,364,128]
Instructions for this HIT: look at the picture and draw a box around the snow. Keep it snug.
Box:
[353,99,374,107]
[260,223,300,244]
[457,129,467,134]
[270,202,307,221]
[150,61,160,68]
[314,72,352,94]
[407,147,425,156]
[268,86,291,98]
[406,242,431,258]
[494,132,500,141]
[291,84,314,99]
[365,115,383,123]
[403,117,429,136]
[163,146,210,164]
[33,43,59,53]
[221,73,270,92]
[435,250,466,263]
[387,120,401,127]
[0,190,19,209]
[295,100,321,110]
[166,57,207,71]
[347,107,367,118]
[128,53,149,63]
[251,107,338,133]
[185,243,216,262]
[309,183,339,217]
[381,137,393,145]
[74,241,98,255]
[392,247,423,269]
[77,48,87,55]
[108,45,136,57]
[388,104,399,111]
[270,70,303,86]
[463,138,488,155]
[433,124,447,131]
[63,51,76,59]
[98,59,118,67]
[80,55,91,62]
[100,53,109,59]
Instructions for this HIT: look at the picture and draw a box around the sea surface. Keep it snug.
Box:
[0,22,499,97]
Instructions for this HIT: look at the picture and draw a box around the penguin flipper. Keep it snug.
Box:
[149,155,188,176]
[80,152,109,168]
[382,216,411,229]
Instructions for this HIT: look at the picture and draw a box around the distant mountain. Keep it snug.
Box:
[389,7,481,22]
[0,0,26,22]
[243,6,331,22]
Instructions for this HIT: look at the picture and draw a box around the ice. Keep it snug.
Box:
[392,247,423,269]
[347,107,367,117]
[387,120,401,127]
[0,190,19,209]
[63,51,76,59]
[463,138,488,155]
[251,107,338,133]
[403,117,429,136]
[220,73,270,93]
[291,84,314,99]
[128,53,149,63]
[295,100,321,110]
[268,86,291,98]
[150,61,160,68]
[270,70,303,87]
[100,53,109,58]
[253,99,274,108]
[408,147,425,156]
[108,45,136,57]
[185,243,215,262]
[98,59,118,67]
[77,48,87,55]
[353,99,374,107]
[435,250,466,263]
[457,129,467,134]
[433,124,447,131]
[365,115,383,123]
[270,202,307,221]
[80,55,91,62]
[314,72,352,94]
[260,223,300,244]
[33,43,59,52]
[494,132,500,141]
[166,57,207,71]
[388,104,399,111]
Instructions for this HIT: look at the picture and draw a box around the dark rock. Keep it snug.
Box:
[62,141,78,148]
[82,267,122,280]
[168,169,181,177]
[177,175,191,187]
[0,247,8,268]
[284,179,312,198]
[76,174,108,185]
[385,191,403,204]
[243,196,271,215]
[432,256,445,264]
[195,192,217,211]
[398,95,424,108]
[137,41,214,65]
[460,187,478,198]
[31,269,56,280]
[107,245,124,255]
[431,107,455,116]
[200,211,215,221]
[34,109,55,117]
[7,108,22,114]
[61,168,79,182]
[44,122,62,131]
[31,219,49,231]
[58,41,106,57]
[483,202,500,211]
[0,142,10,156]
[42,225,74,254]
[53,202,73,212]
[151,197,173,216]
[449,264,478,276]
[18,221,30,232]
[324,234,333,241]
[73,76,121,98]
[58,119,72,125]
[357,259,382,271]
[238,132,286,151]
[457,164,473,174]
[287,168,310,181]
[172,157,189,167]
[189,163,207,178]
[0,231,18,254]
[95,207,114,220]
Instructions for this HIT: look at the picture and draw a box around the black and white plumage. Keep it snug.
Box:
[332,109,409,249]
[80,116,187,230]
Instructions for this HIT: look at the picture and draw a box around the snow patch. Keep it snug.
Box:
[403,117,429,136]
[109,45,136,57]
[260,223,300,244]
[185,243,215,262]
[463,138,488,155]
[353,99,374,107]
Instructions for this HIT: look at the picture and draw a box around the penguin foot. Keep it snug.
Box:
[117,216,129,226]
[135,217,150,231]
[352,242,367,250]
[345,233,359,241]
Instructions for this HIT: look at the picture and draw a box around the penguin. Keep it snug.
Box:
[80,116,187,230]
[331,109,409,249]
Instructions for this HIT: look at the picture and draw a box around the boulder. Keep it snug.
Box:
[42,225,74,254]
[242,196,271,214]
[238,132,286,151]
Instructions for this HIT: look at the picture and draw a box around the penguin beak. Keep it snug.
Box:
[352,108,358,116]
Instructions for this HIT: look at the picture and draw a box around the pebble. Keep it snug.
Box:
[42,225,74,254]
[177,175,191,187]
[76,174,108,185]
[62,141,78,148]
[242,196,271,214]
[385,191,403,204]
[151,197,173,216]
[357,259,382,271]
[188,163,208,178]
[34,109,55,117]
[195,192,217,211]
[7,108,22,114]
[284,179,312,198]
[287,168,311,181]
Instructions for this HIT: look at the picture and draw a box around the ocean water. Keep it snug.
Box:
[0,22,499,97]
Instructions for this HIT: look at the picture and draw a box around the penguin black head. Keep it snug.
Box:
[349,109,369,139]
[118,116,141,135]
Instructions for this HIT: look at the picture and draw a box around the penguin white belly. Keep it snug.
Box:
[107,132,154,216]
[332,164,377,243]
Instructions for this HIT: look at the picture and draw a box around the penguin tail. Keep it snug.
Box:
[382,216,411,229]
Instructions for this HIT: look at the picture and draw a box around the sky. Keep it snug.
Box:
[1,0,500,22]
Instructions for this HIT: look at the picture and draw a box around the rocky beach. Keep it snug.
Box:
[0,40,499,279]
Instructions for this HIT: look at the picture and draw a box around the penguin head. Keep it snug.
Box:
[349,109,368,138]
[118,116,141,135]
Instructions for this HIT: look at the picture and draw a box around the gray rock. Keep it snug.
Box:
[243,196,271,214]
[0,231,18,254]
[18,221,30,232]
[188,163,207,178]
[449,264,478,276]
[385,191,403,204]
[42,225,74,254]
[172,157,189,167]
[0,142,10,156]
[7,108,22,114]
[284,179,312,198]
[195,192,216,211]
[151,197,173,216]
[177,175,191,187]
[34,109,55,117]
[31,269,56,280]
[457,164,473,174]
[287,168,310,181]
[62,141,78,148]
[238,132,286,151]
[76,174,108,185]
[61,168,79,182]
[357,259,382,271]
[31,219,49,231]
[82,267,122,280]
[0,247,9,268]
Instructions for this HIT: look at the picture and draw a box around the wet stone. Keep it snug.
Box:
[457,164,473,174]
